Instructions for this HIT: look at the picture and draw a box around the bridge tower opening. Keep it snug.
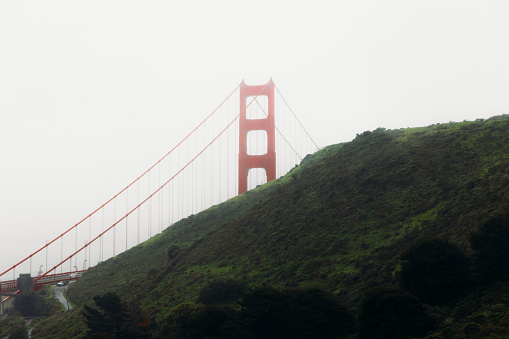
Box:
[238,79,276,194]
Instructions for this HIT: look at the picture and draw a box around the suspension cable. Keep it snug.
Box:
[0,84,240,279]
[36,82,268,280]
[275,84,320,151]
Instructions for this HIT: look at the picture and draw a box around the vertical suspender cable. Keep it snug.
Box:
[180,147,183,219]
[159,163,162,233]
[210,121,214,205]
[168,157,173,226]
[194,130,197,213]
[114,198,116,256]
[190,135,196,214]
[101,207,104,262]
[201,136,205,210]
[60,237,63,273]
[177,148,180,221]
[176,161,179,222]
[235,94,238,195]
[126,188,128,251]
[218,120,221,203]
[148,172,152,239]
[187,137,190,217]
[137,180,140,244]
[226,99,229,199]
[88,217,91,266]
[45,241,48,276]
[75,224,78,268]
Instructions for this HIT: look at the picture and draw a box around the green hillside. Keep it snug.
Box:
[30,115,509,338]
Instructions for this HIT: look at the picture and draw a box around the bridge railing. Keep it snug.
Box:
[0,270,86,293]
[0,280,17,293]
[34,270,86,289]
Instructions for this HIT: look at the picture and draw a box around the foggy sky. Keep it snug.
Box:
[1,1,509,273]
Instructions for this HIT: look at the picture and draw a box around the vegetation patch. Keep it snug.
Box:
[31,115,509,338]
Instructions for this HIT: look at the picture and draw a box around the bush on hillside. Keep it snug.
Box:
[236,285,355,338]
[0,316,27,339]
[399,238,471,305]
[162,302,233,339]
[164,285,355,338]
[197,279,246,305]
[357,287,435,339]
[167,244,182,261]
[470,216,509,283]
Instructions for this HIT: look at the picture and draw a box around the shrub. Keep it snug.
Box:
[399,239,471,305]
[357,287,435,339]
[167,244,182,261]
[0,316,27,339]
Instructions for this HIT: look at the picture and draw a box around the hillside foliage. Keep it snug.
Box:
[29,115,509,338]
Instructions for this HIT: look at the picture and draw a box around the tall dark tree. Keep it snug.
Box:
[470,216,509,283]
[81,292,151,339]
[400,238,471,305]
[357,287,435,339]
[13,291,49,317]
[235,285,355,338]
[82,292,126,336]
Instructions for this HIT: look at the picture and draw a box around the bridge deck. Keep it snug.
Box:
[0,270,85,295]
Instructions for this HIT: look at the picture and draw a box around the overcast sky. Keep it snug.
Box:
[1,1,509,272]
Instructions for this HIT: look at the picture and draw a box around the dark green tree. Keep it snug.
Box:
[162,302,232,338]
[357,287,435,339]
[82,292,125,336]
[235,285,287,338]
[81,292,151,339]
[235,285,355,338]
[13,291,49,317]
[470,216,509,283]
[400,238,471,305]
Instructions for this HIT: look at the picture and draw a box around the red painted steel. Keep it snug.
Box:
[238,80,276,194]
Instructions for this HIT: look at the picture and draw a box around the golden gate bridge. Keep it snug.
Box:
[0,79,319,301]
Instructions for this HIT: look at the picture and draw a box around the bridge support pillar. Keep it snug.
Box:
[238,79,276,194]
[17,274,34,293]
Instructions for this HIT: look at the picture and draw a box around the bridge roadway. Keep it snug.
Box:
[0,270,85,296]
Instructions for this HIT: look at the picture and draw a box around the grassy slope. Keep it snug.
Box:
[33,115,509,337]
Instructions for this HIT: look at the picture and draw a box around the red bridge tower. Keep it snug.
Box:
[238,79,276,194]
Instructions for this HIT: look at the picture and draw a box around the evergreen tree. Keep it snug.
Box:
[81,292,151,339]
[13,291,49,317]
[400,239,471,305]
